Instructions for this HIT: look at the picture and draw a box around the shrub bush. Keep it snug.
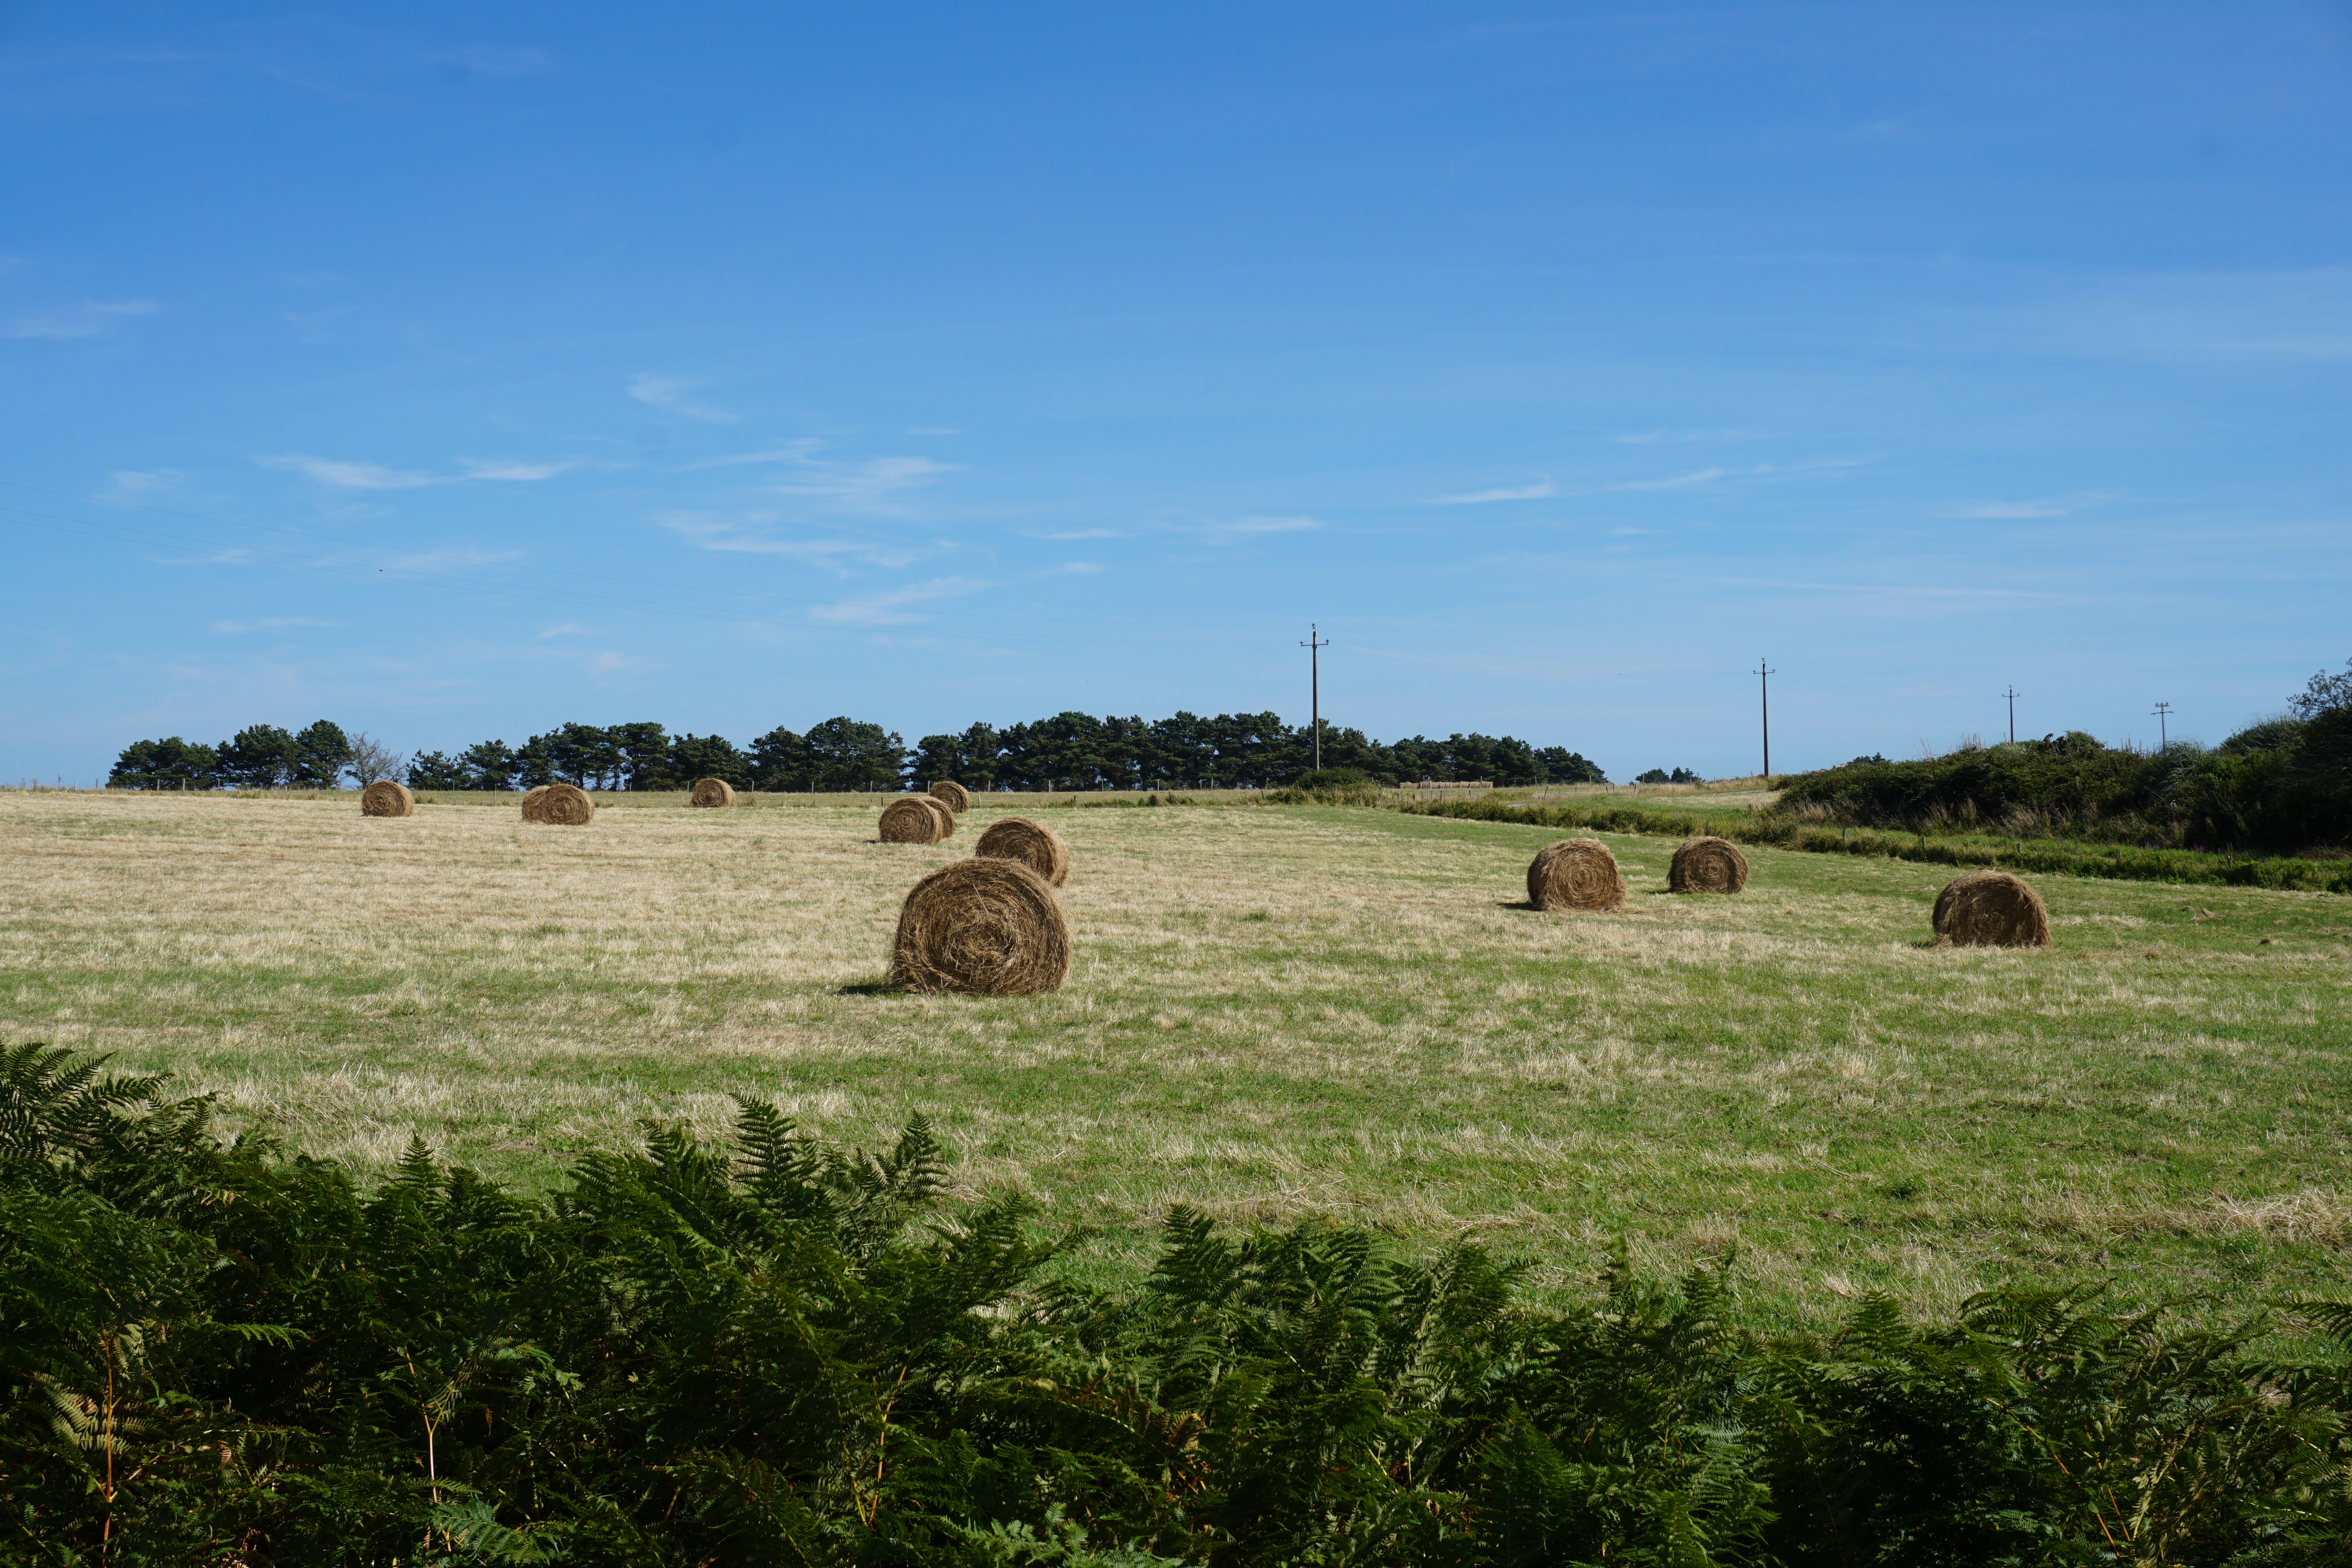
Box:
[8,1045,2352,1563]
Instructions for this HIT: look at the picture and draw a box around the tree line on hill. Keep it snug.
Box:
[112,711,1609,793]
[12,1042,2352,1563]
[1778,656,2352,856]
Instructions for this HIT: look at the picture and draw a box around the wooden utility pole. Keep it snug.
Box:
[2152,700,2173,750]
[1301,624,1330,771]
[2004,686,2020,744]
[1756,657,1776,781]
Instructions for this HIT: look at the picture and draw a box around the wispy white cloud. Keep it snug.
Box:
[1061,561,1106,574]
[629,375,739,423]
[654,511,918,571]
[685,440,823,470]
[263,454,440,490]
[106,469,181,496]
[1024,527,1125,540]
[1604,466,1726,492]
[774,454,957,512]
[5,299,156,340]
[1942,493,2112,519]
[1436,479,1555,504]
[810,576,990,626]
[208,616,335,634]
[459,457,572,482]
[387,546,524,573]
[590,650,634,672]
[1203,515,1324,540]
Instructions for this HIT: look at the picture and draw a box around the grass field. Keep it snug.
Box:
[4,786,2348,1326]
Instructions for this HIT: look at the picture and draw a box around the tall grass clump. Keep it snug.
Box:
[9,1044,2352,1563]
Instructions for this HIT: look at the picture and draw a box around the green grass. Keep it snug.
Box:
[4,787,2349,1326]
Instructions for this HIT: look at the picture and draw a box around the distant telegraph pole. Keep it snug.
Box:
[2004,686,2020,744]
[1755,657,1777,781]
[1301,624,1331,771]
[2152,700,2173,750]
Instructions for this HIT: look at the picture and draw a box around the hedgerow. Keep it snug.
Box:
[7,1044,2351,1564]
[1395,795,2352,894]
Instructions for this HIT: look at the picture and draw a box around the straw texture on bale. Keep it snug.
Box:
[889,857,1071,995]
[520,786,552,823]
[973,817,1071,887]
[1526,838,1626,911]
[690,778,737,808]
[358,780,415,818]
[532,784,596,827]
[878,796,948,844]
[1668,835,1749,894]
[924,797,956,839]
[1932,870,2052,949]
[928,780,971,813]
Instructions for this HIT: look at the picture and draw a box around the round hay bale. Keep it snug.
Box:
[690,778,737,808]
[928,780,971,814]
[923,797,957,840]
[1932,870,2051,949]
[1668,835,1748,894]
[359,780,415,818]
[973,817,1070,886]
[879,796,948,843]
[536,783,596,827]
[890,857,1071,995]
[1526,838,1626,911]
[520,785,552,823]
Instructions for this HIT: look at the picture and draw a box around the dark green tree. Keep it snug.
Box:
[609,721,670,790]
[290,720,352,787]
[748,726,811,790]
[1535,746,1608,784]
[404,751,469,790]
[457,740,522,791]
[107,738,220,790]
[530,723,624,789]
[667,733,750,789]
[801,717,906,791]
[216,725,300,790]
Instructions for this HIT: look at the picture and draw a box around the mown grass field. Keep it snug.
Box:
[4,786,2348,1325]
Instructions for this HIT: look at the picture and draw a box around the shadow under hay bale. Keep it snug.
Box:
[1527,838,1626,911]
[973,816,1071,886]
[1933,869,2052,948]
[359,780,415,818]
[879,796,949,843]
[690,778,737,808]
[890,857,1071,994]
[529,784,596,826]
[1669,835,1748,893]
[928,780,971,813]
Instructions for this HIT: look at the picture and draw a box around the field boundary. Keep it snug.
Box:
[1395,794,2352,893]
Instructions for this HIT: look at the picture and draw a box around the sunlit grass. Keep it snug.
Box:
[2,788,2347,1323]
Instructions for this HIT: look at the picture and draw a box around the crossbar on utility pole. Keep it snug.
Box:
[1301,624,1331,771]
[2152,701,2173,750]
[2004,686,2020,744]
[1755,657,1777,781]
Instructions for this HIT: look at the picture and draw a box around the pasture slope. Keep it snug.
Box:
[2,785,2347,1325]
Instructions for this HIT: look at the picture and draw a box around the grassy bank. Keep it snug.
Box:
[1400,793,2352,893]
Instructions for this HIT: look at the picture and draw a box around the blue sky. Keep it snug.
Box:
[4,2,2349,784]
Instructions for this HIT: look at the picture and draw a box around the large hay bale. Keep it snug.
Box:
[879,796,948,843]
[890,858,1071,994]
[520,785,552,823]
[1526,838,1626,911]
[535,783,596,826]
[690,778,737,808]
[924,797,957,840]
[973,817,1070,886]
[928,780,971,813]
[1932,870,2051,948]
[359,780,415,818]
[1669,835,1748,893]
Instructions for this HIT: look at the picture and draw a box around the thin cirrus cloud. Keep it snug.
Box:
[1435,479,1556,504]
[809,576,990,626]
[654,511,919,571]
[1201,515,1325,539]
[5,299,157,340]
[773,454,958,513]
[262,454,571,488]
[629,375,739,423]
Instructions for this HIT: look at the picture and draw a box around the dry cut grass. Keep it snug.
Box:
[2,788,2348,1322]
